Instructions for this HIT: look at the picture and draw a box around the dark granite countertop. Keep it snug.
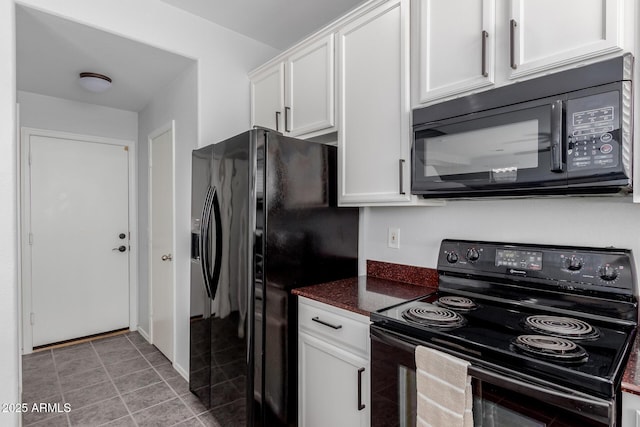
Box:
[292,275,437,317]
[622,334,640,395]
[292,260,438,316]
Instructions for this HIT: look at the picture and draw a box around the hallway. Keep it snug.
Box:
[21,331,235,426]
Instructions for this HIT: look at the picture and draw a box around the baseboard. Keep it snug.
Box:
[174,362,189,381]
[137,326,151,343]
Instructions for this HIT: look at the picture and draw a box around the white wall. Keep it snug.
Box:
[17,91,138,140]
[363,197,640,286]
[11,0,279,381]
[137,63,197,375]
[0,1,19,426]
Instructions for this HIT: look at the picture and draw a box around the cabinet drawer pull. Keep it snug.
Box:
[275,111,281,132]
[510,19,518,70]
[481,30,488,77]
[311,316,342,330]
[357,367,365,411]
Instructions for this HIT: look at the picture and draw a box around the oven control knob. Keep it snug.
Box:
[598,265,618,281]
[446,252,459,264]
[466,248,480,262]
[564,256,583,271]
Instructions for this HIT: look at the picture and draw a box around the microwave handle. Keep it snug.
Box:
[550,100,563,172]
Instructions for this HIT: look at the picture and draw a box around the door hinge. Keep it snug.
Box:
[124,146,129,152]
[30,313,35,325]
[29,233,33,245]
[28,152,32,166]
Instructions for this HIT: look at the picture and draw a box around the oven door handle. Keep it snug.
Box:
[370,326,613,425]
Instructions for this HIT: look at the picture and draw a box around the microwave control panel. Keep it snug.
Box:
[566,91,620,172]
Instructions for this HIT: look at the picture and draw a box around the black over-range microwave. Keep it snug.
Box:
[411,54,633,198]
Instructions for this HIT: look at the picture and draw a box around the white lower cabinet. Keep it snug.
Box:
[298,297,370,427]
[622,391,640,427]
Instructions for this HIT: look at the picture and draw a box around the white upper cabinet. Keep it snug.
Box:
[415,0,496,104]
[337,0,413,205]
[286,35,335,137]
[510,0,624,78]
[414,0,629,106]
[250,34,335,138]
[250,63,285,133]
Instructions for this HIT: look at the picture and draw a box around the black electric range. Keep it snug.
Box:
[370,240,638,426]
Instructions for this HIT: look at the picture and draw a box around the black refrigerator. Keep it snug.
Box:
[189,129,359,426]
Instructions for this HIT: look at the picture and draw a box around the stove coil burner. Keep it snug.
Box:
[524,315,599,340]
[512,334,588,363]
[402,304,466,330]
[436,296,478,312]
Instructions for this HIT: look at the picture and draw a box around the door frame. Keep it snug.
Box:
[19,127,138,354]
[147,121,176,362]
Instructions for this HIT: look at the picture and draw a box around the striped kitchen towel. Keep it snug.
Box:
[415,345,473,427]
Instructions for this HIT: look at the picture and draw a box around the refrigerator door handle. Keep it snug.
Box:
[199,186,215,298]
[199,185,223,300]
[209,187,223,301]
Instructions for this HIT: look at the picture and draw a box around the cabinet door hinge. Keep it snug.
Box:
[29,233,34,245]
[30,312,35,325]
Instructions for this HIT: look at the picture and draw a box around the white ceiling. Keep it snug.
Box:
[16,5,195,112]
[159,0,367,50]
[16,1,366,112]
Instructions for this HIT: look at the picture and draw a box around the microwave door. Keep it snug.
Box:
[412,101,565,197]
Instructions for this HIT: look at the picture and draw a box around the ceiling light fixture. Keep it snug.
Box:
[78,72,112,93]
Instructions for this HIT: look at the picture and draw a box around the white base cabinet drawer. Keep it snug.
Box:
[298,297,369,358]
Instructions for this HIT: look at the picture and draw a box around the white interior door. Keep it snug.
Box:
[150,127,174,361]
[29,134,130,347]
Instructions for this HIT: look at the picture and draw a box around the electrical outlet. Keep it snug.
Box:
[388,228,400,249]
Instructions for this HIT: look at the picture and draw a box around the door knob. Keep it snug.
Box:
[119,233,127,239]
[112,246,127,253]
[161,254,173,261]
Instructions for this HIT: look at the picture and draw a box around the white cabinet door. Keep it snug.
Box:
[250,62,285,132]
[510,0,624,78]
[337,0,412,205]
[416,0,495,104]
[286,34,335,137]
[622,391,640,427]
[299,332,369,427]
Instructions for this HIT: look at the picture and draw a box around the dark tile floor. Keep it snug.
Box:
[22,331,227,427]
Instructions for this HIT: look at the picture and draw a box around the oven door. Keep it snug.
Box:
[411,97,564,198]
[370,326,616,427]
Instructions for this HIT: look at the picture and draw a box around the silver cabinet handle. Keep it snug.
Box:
[275,111,281,132]
[161,254,173,261]
[481,30,489,77]
[399,159,406,195]
[284,106,291,132]
[311,316,342,330]
[510,19,518,69]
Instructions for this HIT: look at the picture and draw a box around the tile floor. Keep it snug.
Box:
[22,331,232,427]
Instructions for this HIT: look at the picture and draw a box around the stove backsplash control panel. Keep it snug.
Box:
[438,239,635,293]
